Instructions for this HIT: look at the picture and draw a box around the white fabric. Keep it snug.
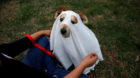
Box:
[50,11,103,74]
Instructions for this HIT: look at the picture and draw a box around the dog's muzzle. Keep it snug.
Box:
[60,24,70,38]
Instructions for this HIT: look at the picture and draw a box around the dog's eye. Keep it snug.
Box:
[60,18,64,22]
[71,15,78,24]
[71,20,75,24]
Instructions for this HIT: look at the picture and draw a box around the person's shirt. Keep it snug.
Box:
[0,37,47,78]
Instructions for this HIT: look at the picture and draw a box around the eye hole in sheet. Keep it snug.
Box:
[60,13,66,22]
[71,15,78,24]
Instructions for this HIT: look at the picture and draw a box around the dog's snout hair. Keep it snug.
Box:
[60,24,70,38]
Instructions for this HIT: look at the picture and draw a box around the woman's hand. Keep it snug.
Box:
[64,53,98,78]
[30,30,51,41]
[80,53,98,68]
[42,30,51,37]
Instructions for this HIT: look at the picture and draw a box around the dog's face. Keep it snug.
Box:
[54,8,88,38]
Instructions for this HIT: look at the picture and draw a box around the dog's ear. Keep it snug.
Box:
[79,12,88,24]
[54,7,66,19]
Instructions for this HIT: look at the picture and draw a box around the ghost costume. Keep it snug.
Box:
[50,11,103,74]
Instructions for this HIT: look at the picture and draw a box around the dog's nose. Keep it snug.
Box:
[61,28,67,35]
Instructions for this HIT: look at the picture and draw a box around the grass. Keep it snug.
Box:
[0,0,140,78]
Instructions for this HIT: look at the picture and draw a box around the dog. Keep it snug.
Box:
[50,8,103,74]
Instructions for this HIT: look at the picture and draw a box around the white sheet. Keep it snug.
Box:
[50,11,103,74]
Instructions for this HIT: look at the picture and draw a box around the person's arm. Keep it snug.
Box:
[64,53,98,78]
[0,30,51,57]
